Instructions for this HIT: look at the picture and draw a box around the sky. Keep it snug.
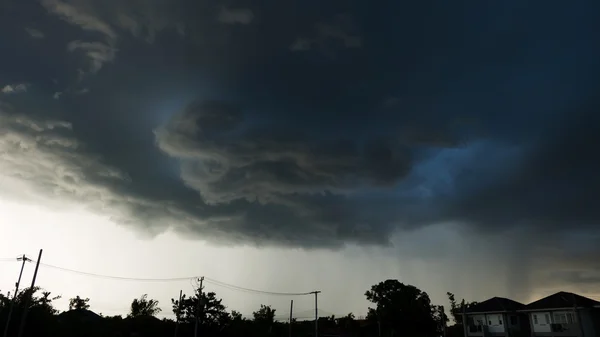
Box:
[1,0,600,320]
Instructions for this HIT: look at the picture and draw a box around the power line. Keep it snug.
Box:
[203,277,313,296]
[25,260,314,296]
[32,261,195,282]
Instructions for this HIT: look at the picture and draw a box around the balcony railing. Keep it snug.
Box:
[551,323,576,333]
[469,325,483,333]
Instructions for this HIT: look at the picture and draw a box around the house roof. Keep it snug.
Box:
[465,297,526,313]
[58,309,102,322]
[522,292,600,311]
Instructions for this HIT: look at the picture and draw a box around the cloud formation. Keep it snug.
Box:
[217,7,254,25]
[40,0,117,40]
[155,100,409,205]
[25,27,45,39]
[1,0,600,299]
[67,41,117,74]
[1,84,29,94]
[290,14,362,52]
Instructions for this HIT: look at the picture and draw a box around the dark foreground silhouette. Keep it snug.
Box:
[0,280,463,337]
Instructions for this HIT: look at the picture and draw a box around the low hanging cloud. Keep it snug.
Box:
[290,14,362,52]
[41,0,118,80]
[67,41,117,74]
[154,100,410,205]
[25,27,45,39]
[1,84,29,94]
[217,7,254,25]
[0,103,204,239]
[40,0,117,40]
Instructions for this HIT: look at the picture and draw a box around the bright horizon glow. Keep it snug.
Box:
[0,184,513,319]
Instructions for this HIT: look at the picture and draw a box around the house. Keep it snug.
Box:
[458,297,529,337]
[57,308,103,324]
[518,291,600,337]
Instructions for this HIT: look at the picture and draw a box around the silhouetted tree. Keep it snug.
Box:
[68,295,90,310]
[252,304,275,324]
[1,287,61,337]
[171,285,230,327]
[129,294,161,317]
[336,312,356,329]
[433,305,449,335]
[0,290,11,309]
[231,310,244,321]
[447,292,478,324]
[252,305,276,335]
[366,279,437,337]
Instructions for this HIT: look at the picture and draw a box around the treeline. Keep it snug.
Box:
[0,279,474,337]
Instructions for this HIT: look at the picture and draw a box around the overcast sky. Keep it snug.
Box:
[1,0,600,320]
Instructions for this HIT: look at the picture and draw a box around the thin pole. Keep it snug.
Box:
[441,305,447,337]
[289,300,294,337]
[461,300,468,337]
[573,294,584,337]
[194,277,204,337]
[312,291,321,337]
[17,249,43,337]
[174,289,183,337]
[3,255,29,337]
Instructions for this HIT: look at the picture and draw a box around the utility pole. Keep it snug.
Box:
[461,300,468,337]
[174,289,183,337]
[194,277,204,337]
[3,255,29,337]
[289,300,294,337]
[312,291,321,337]
[17,249,42,337]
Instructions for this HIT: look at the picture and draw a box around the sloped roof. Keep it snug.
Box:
[465,297,526,313]
[523,292,600,310]
[58,309,102,322]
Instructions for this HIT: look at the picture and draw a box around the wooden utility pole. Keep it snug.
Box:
[194,277,204,337]
[461,300,468,337]
[289,300,294,337]
[174,289,183,337]
[3,255,29,337]
[441,305,447,337]
[17,249,43,337]
[312,291,321,337]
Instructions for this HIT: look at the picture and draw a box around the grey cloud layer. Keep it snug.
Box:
[290,14,362,52]
[0,104,238,241]
[155,100,409,205]
[1,84,29,94]
[4,0,600,298]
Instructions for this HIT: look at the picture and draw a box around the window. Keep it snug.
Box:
[510,315,518,325]
[554,312,576,324]
[489,320,492,325]
[554,313,567,324]
[533,315,538,324]
[499,319,503,325]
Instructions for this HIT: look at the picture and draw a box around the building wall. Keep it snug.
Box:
[471,314,486,326]
[485,314,506,333]
[578,309,595,337]
[530,312,552,333]
[529,309,598,336]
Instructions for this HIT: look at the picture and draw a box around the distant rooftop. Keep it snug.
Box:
[465,297,526,313]
[522,291,600,311]
[58,309,103,322]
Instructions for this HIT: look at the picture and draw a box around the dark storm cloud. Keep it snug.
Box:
[445,105,600,233]
[2,0,600,262]
[155,99,411,204]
